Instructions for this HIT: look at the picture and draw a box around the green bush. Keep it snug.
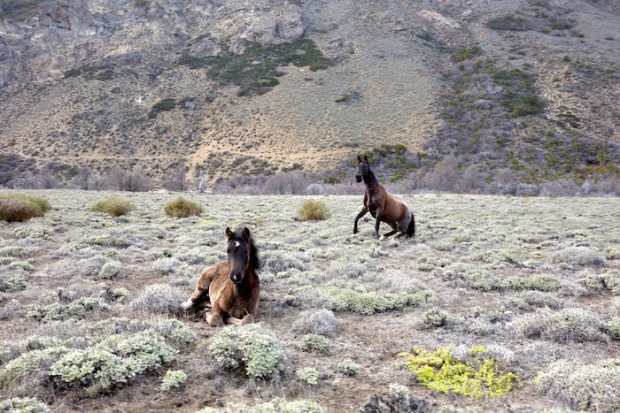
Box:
[0,0,43,20]
[27,297,110,323]
[164,196,203,218]
[0,397,51,413]
[90,196,135,217]
[487,15,529,31]
[300,334,331,355]
[296,367,320,385]
[399,345,520,398]
[453,46,483,62]
[322,284,436,315]
[208,324,287,379]
[161,369,187,392]
[0,274,28,292]
[50,331,177,395]
[179,38,330,96]
[298,199,331,221]
[148,98,177,119]
[0,194,51,222]
[337,358,361,376]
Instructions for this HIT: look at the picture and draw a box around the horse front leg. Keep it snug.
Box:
[353,207,368,234]
[374,210,383,239]
[180,267,214,310]
[206,304,224,327]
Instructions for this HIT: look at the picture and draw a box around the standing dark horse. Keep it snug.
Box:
[353,155,415,239]
[181,227,260,326]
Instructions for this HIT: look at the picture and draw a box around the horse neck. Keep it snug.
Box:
[363,169,380,193]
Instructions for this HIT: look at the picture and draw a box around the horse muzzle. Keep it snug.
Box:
[230,273,242,284]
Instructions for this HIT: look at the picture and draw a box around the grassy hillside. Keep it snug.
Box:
[0,190,619,412]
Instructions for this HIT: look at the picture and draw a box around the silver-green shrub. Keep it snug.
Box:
[50,331,177,394]
[296,367,320,385]
[0,397,51,413]
[552,247,607,267]
[513,308,609,342]
[161,369,188,392]
[299,334,331,355]
[208,324,287,379]
[337,358,361,376]
[537,359,620,412]
[27,297,109,323]
[292,309,338,337]
[130,283,186,314]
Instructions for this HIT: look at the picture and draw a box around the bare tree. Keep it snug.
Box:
[163,163,188,192]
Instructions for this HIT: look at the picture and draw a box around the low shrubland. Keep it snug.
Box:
[1,191,618,412]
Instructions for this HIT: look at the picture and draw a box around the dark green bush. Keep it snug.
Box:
[148,98,177,119]
[90,196,135,217]
[0,194,51,223]
[487,15,529,31]
[453,46,483,62]
[179,38,330,96]
[164,197,203,218]
[0,0,42,20]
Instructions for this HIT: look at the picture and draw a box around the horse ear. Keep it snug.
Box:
[242,227,251,241]
[225,227,233,239]
[364,155,369,163]
[356,155,362,162]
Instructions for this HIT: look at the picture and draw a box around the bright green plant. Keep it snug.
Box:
[298,199,331,221]
[399,345,520,398]
[90,196,135,217]
[164,196,203,218]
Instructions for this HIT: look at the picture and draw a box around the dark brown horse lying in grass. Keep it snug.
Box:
[181,227,260,326]
[353,155,415,239]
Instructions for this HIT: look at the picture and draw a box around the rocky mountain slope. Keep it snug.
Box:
[0,0,619,189]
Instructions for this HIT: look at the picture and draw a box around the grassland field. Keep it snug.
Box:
[0,190,619,413]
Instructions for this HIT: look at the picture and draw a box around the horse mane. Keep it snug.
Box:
[231,227,261,271]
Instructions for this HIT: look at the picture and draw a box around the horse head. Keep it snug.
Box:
[355,155,371,182]
[225,226,252,284]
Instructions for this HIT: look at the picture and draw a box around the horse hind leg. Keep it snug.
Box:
[226,313,255,326]
[379,222,398,240]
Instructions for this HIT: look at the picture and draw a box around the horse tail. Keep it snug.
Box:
[406,210,416,237]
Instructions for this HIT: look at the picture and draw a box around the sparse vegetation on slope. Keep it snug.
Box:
[178,38,330,96]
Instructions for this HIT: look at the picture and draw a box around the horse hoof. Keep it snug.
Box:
[180,299,193,310]
[379,235,386,241]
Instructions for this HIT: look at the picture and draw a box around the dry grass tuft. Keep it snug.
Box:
[298,199,331,221]
[90,196,135,217]
[0,194,51,223]
[164,197,203,218]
